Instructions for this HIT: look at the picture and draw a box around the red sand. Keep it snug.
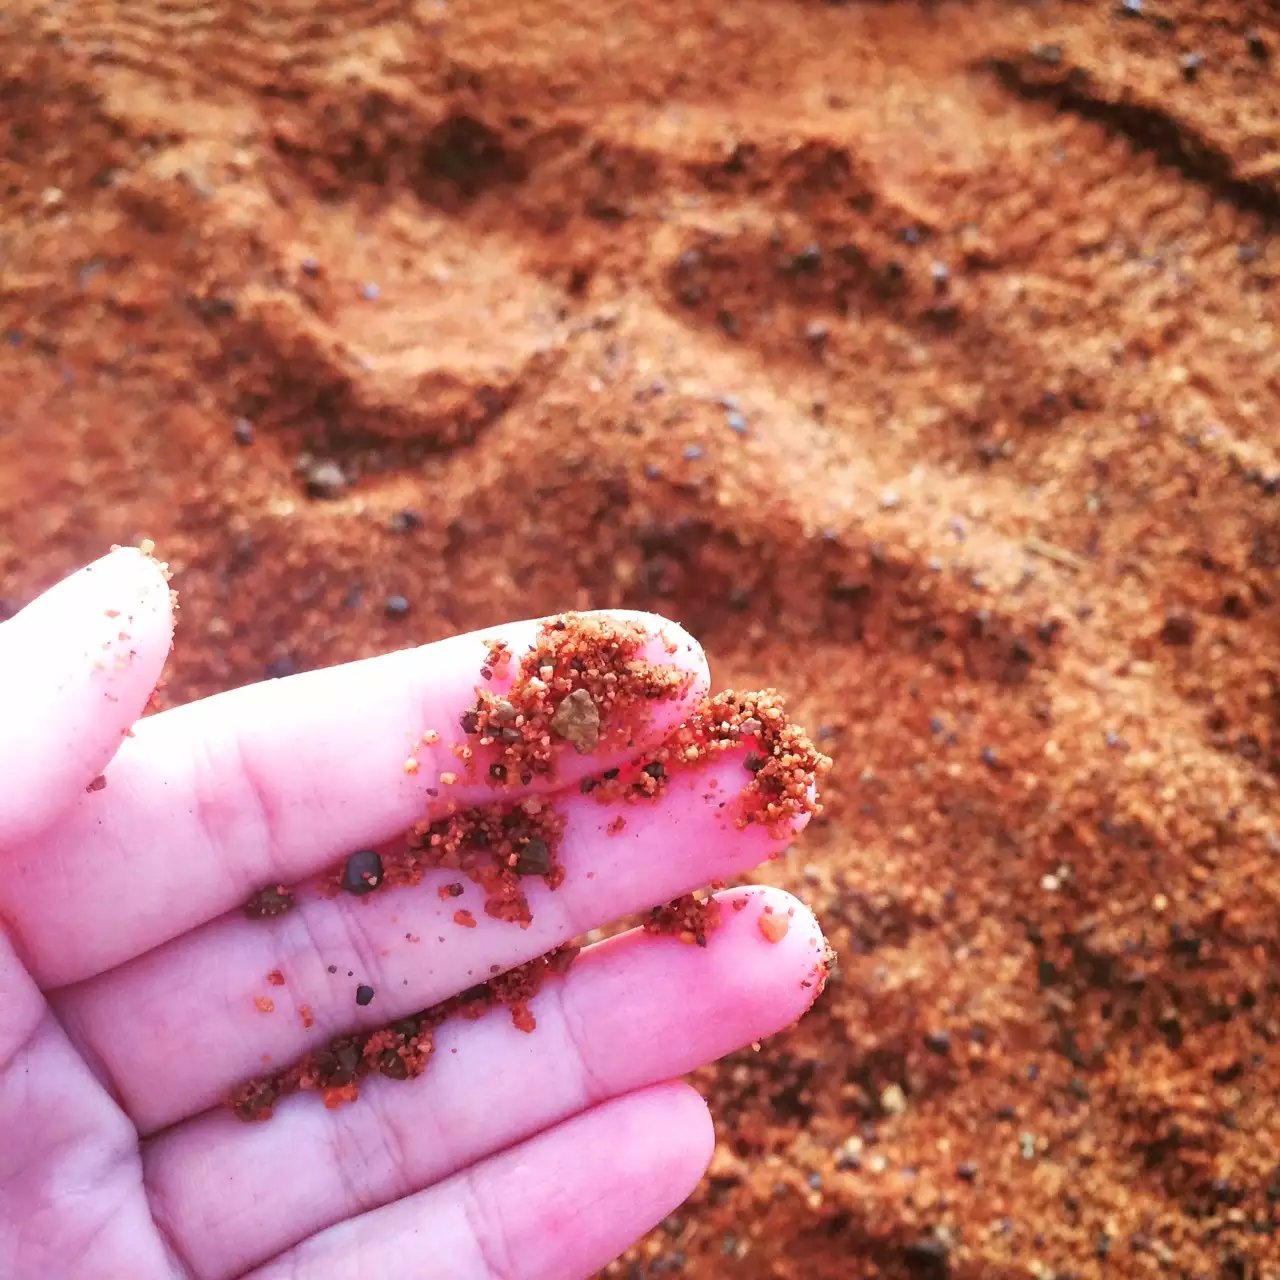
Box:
[2,0,1278,1274]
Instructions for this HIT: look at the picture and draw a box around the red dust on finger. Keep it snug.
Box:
[456,613,695,785]
[579,689,830,836]
[318,799,567,925]
[225,945,580,1121]
[257,686,827,933]
[644,894,724,948]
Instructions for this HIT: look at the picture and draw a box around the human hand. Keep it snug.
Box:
[0,548,828,1280]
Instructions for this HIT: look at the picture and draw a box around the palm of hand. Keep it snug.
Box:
[0,550,824,1280]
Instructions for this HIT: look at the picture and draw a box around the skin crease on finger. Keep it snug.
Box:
[245,1083,719,1280]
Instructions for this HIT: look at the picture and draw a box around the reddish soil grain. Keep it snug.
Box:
[643,894,725,949]
[3,0,1279,1275]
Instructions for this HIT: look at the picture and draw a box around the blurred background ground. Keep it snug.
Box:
[2,0,1278,1275]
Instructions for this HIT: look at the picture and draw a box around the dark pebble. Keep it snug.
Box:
[342,848,384,895]
[515,837,551,876]
[1159,611,1195,645]
[389,508,424,533]
[356,984,375,1006]
[232,417,255,446]
[385,595,410,619]
[1180,52,1204,81]
[489,763,508,782]
[956,1161,978,1182]
[1246,30,1269,60]
[459,709,480,734]
[642,761,666,781]
[792,243,822,272]
[903,1235,950,1270]
[300,256,320,277]
[318,1042,361,1085]
[924,1029,952,1056]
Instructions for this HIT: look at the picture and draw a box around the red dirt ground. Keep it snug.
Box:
[2,1,1278,1275]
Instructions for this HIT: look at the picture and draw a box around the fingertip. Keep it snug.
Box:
[11,542,175,660]
[719,884,825,951]
[711,885,830,1016]
[0,547,176,845]
[102,545,176,631]
[626,1081,716,1181]
[76,546,175,702]
[665,1080,717,1171]
[611,610,711,692]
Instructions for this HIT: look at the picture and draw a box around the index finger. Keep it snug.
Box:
[9,611,708,986]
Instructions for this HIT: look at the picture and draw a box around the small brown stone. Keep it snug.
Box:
[1160,611,1195,646]
[244,884,296,919]
[549,688,601,754]
[377,1048,409,1079]
[514,837,551,876]
[230,1078,279,1121]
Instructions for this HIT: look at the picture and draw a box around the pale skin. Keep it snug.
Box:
[0,548,828,1279]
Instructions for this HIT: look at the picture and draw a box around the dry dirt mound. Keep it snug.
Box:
[2,1,1279,1275]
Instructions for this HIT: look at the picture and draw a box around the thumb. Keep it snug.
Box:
[0,546,175,848]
